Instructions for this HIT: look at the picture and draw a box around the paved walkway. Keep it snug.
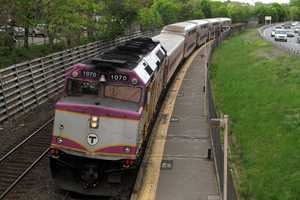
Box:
[155,46,219,200]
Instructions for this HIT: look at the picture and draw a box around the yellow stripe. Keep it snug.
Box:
[135,44,208,200]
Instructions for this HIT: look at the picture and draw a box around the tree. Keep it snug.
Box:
[211,1,228,17]
[151,0,181,25]
[138,7,162,30]
[200,0,212,18]
[178,0,204,21]
[14,0,42,48]
[288,6,300,20]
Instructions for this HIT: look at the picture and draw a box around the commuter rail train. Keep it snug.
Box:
[49,17,231,196]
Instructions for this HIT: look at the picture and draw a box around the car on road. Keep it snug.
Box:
[297,37,300,43]
[292,22,298,26]
[271,29,276,37]
[274,30,288,42]
[287,30,295,37]
[283,24,291,29]
[294,26,300,33]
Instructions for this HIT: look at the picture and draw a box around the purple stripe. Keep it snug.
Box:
[55,103,142,120]
[51,136,137,156]
[96,146,137,155]
[51,136,86,150]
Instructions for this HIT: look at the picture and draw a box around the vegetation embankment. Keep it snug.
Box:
[2,0,300,69]
[211,29,300,200]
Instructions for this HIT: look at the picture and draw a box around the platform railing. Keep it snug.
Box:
[0,30,159,123]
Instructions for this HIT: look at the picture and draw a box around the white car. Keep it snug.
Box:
[274,30,288,42]
[292,22,298,26]
[271,29,276,37]
[294,26,300,33]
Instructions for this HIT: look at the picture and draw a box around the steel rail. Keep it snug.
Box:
[0,118,53,164]
[0,148,50,200]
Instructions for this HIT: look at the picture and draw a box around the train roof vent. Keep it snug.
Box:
[89,37,159,70]
[118,37,159,54]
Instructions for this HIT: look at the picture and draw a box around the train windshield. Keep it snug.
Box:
[67,79,141,103]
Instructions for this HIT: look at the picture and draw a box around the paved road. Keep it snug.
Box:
[262,24,300,54]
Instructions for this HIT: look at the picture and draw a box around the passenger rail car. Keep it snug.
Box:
[218,18,232,32]
[161,22,197,58]
[188,20,209,46]
[204,18,222,40]
[49,17,231,196]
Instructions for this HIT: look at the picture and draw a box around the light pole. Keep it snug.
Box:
[210,114,229,200]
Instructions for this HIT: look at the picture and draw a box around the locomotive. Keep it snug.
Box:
[49,18,231,196]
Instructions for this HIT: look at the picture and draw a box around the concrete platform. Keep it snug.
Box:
[155,47,220,200]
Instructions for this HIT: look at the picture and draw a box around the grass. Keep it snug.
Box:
[210,29,300,200]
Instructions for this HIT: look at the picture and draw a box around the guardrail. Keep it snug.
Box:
[0,30,159,123]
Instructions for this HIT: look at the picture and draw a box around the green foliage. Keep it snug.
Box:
[211,1,229,18]
[0,43,65,69]
[151,0,181,25]
[288,6,300,20]
[254,3,290,23]
[211,29,300,200]
[138,7,163,30]
[1,0,300,68]
[200,0,212,18]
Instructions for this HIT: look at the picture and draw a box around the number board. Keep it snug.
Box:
[81,71,129,82]
[109,74,128,82]
[81,71,98,78]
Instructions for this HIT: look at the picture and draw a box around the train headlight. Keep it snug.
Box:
[56,137,63,144]
[72,71,79,78]
[131,78,138,85]
[124,146,131,153]
[90,116,99,129]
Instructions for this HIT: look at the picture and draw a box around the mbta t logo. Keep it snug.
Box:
[87,134,99,146]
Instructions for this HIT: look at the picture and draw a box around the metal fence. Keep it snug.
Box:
[206,24,247,200]
[207,78,237,200]
[0,30,159,123]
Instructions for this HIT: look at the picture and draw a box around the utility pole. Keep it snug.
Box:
[223,115,229,200]
[210,115,229,200]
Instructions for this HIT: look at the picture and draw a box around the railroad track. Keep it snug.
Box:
[0,118,53,199]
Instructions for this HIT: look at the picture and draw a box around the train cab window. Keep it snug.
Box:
[68,80,99,96]
[104,85,141,103]
[145,65,153,75]
[156,50,164,62]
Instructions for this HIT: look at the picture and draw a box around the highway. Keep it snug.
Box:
[262,24,300,54]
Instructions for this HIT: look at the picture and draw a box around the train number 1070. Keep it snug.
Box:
[110,74,128,81]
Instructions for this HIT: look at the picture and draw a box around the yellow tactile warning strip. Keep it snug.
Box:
[131,43,210,200]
